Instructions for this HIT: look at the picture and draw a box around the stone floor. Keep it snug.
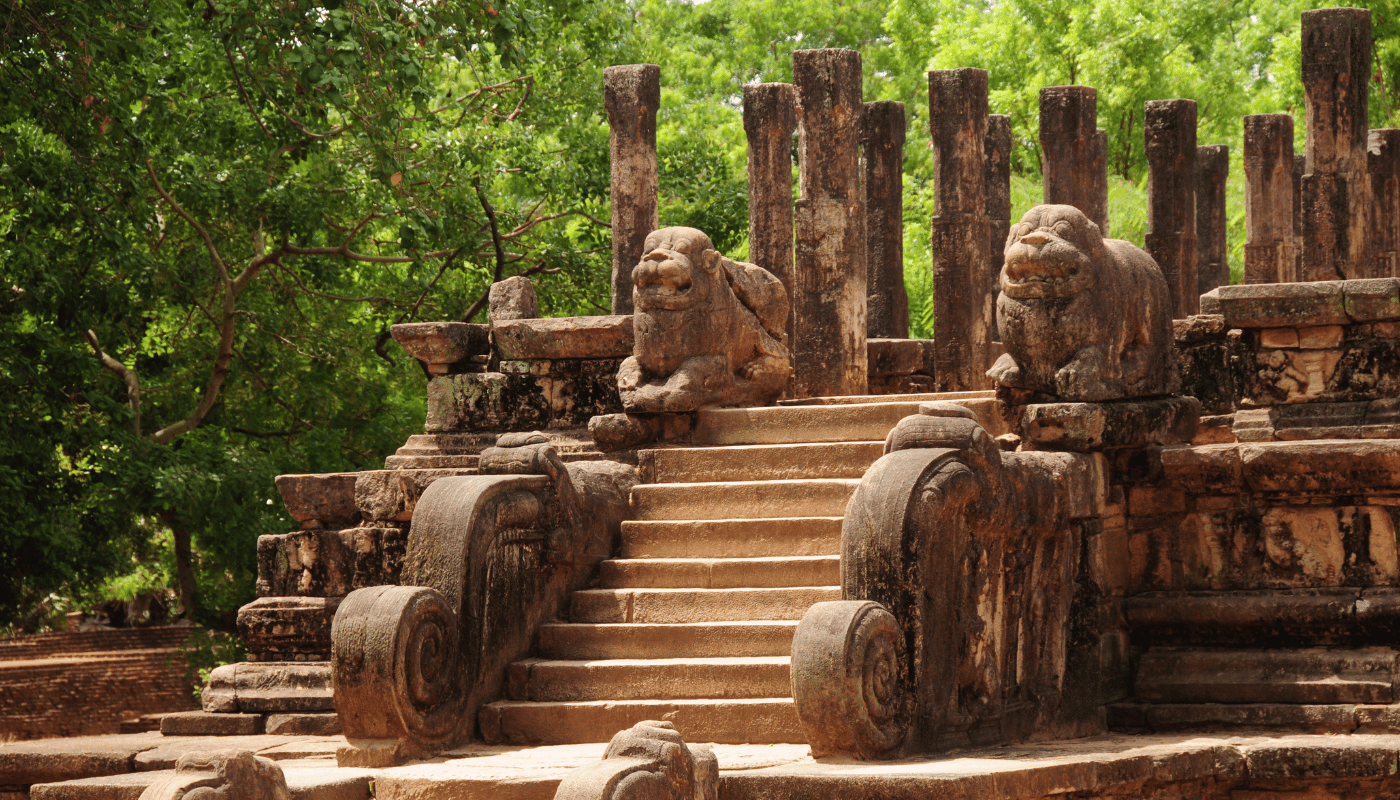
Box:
[11,730,1400,800]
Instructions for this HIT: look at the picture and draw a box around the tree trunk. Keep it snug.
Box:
[164,513,200,621]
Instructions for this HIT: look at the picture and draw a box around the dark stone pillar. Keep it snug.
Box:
[604,64,660,315]
[744,82,799,345]
[1300,7,1373,280]
[792,49,867,398]
[1371,129,1400,278]
[1243,115,1297,284]
[1196,145,1230,294]
[863,100,908,339]
[1145,99,1198,318]
[929,68,991,391]
[1040,86,1107,232]
[985,114,1012,341]
[1094,128,1110,236]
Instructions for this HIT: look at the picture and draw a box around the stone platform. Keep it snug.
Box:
[14,731,1400,800]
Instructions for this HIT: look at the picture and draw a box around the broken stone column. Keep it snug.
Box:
[792,49,867,398]
[985,114,1012,336]
[1196,145,1230,293]
[929,68,991,391]
[1145,99,1199,318]
[1040,86,1108,232]
[1299,8,1373,280]
[744,83,798,345]
[1244,115,1298,284]
[863,100,908,339]
[604,64,661,315]
[1370,129,1400,278]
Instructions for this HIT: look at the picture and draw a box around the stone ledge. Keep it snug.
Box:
[493,316,634,360]
[1020,397,1201,451]
[1215,279,1400,328]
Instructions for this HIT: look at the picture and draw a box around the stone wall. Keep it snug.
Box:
[0,628,196,740]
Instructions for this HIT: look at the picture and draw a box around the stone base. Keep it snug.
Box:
[159,711,264,737]
[1018,396,1201,451]
[265,712,341,736]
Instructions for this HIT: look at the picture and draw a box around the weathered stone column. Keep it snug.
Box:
[744,82,799,345]
[1094,129,1110,236]
[929,68,991,391]
[1370,129,1400,278]
[1040,86,1108,232]
[1300,7,1373,280]
[1196,145,1230,293]
[863,100,908,339]
[1145,99,1198,318]
[985,114,1013,339]
[792,49,867,398]
[1243,115,1297,284]
[604,64,660,315]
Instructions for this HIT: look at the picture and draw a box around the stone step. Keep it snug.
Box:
[1135,647,1399,705]
[642,441,885,483]
[1107,701,1399,735]
[571,587,840,624]
[599,556,840,589]
[538,621,798,660]
[690,403,925,446]
[479,698,804,745]
[620,517,843,559]
[507,657,791,701]
[631,480,859,521]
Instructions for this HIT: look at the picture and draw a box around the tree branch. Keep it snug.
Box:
[84,329,142,436]
[477,183,507,282]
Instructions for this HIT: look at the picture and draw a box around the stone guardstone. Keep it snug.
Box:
[1019,396,1202,451]
[989,205,1178,402]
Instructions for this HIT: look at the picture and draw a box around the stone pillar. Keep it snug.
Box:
[863,100,908,339]
[929,68,991,391]
[1196,145,1230,294]
[985,114,1013,340]
[1145,99,1198,318]
[1094,129,1110,236]
[744,82,799,345]
[1370,129,1400,278]
[1300,7,1373,280]
[1243,115,1297,284]
[604,64,660,315]
[1040,86,1108,232]
[792,49,867,398]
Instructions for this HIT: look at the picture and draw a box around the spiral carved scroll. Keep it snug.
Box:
[791,600,908,759]
[331,585,465,748]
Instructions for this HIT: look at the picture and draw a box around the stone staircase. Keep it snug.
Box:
[479,397,974,745]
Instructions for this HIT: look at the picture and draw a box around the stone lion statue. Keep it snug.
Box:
[988,204,1178,401]
[617,226,792,412]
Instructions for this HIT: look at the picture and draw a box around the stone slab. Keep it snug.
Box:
[0,733,165,785]
[133,735,340,771]
[492,316,633,361]
[267,714,342,737]
[866,339,926,376]
[31,763,371,800]
[1019,397,1201,451]
[1217,281,1348,327]
[158,711,266,737]
[390,322,491,366]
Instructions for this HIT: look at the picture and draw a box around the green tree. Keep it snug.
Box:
[0,0,633,627]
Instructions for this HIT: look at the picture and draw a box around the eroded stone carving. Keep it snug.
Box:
[989,205,1178,401]
[618,227,791,412]
[139,750,289,800]
[332,431,637,754]
[554,720,718,800]
[793,402,1109,758]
